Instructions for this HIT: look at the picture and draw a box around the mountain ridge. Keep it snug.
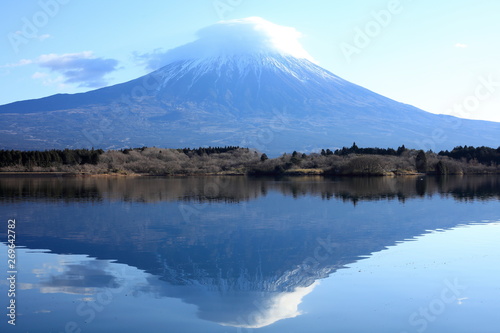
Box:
[1,18,499,153]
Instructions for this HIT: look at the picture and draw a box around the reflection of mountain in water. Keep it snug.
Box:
[1,175,499,328]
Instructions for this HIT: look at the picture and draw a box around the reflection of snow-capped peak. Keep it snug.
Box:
[149,256,326,329]
[157,254,338,293]
[220,282,320,329]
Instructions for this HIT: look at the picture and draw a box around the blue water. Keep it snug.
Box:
[0,176,499,332]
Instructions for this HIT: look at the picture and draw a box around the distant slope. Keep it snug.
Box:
[1,54,498,154]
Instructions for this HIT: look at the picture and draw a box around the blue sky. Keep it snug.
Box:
[1,0,499,122]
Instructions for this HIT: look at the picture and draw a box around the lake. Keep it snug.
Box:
[0,175,499,333]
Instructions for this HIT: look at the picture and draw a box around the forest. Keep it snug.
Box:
[0,149,103,168]
[0,144,499,176]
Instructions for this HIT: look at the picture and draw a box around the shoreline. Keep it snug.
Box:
[1,170,497,178]
[2,146,498,178]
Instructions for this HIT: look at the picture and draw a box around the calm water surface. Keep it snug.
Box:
[0,175,499,333]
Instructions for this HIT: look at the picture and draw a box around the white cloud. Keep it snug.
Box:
[38,34,52,41]
[455,43,468,48]
[31,71,48,79]
[32,73,68,89]
[1,58,34,68]
[137,17,315,70]
[37,51,94,64]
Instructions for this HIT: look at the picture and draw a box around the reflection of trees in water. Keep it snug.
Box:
[2,175,498,329]
[5,174,499,293]
[1,175,499,203]
[2,175,499,329]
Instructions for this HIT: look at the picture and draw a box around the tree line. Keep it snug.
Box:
[0,149,103,168]
[323,143,409,157]
[0,145,499,175]
[439,146,500,166]
[177,146,245,156]
[121,146,244,156]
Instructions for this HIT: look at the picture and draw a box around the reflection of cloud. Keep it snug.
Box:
[33,261,65,277]
[18,283,37,290]
[81,297,95,302]
[39,286,96,295]
[221,282,319,328]
[34,260,121,295]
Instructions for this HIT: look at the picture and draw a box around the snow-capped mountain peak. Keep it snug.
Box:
[154,53,337,88]
[1,18,500,153]
[157,17,316,65]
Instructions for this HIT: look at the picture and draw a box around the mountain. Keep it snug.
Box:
[1,17,499,154]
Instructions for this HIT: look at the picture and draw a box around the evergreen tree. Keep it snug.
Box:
[351,142,359,152]
[397,145,407,155]
[415,150,427,173]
